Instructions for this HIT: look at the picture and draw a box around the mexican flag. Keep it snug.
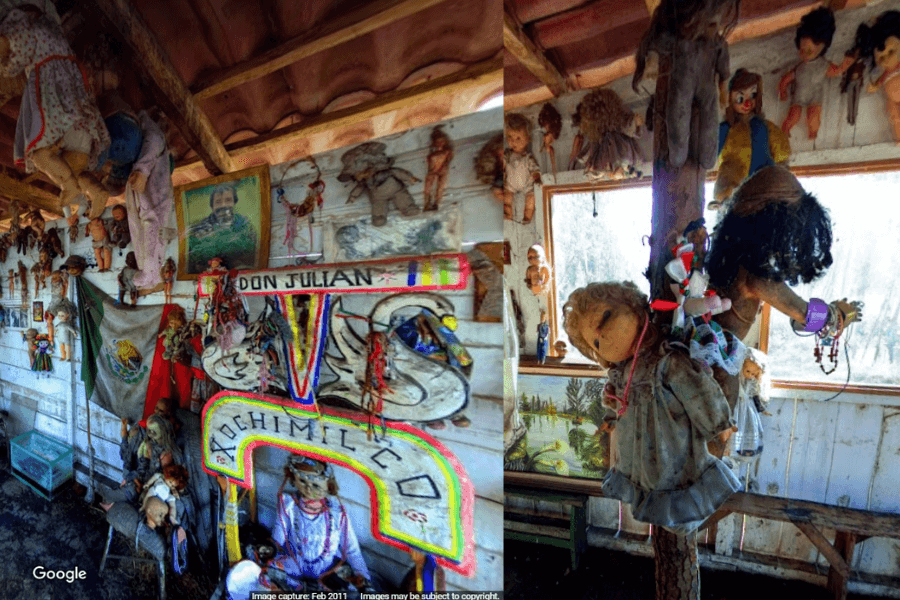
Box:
[77,277,168,423]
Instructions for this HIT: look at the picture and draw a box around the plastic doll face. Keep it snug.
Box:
[506,127,529,154]
[145,498,167,529]
[798,37,826,62]
[875,36,900,73]
[741,359,762,380]
[527,249,539,266]
[577,301,641,364]
[112,207,127,222]
[730,85,758,116]
[146,421,164,443]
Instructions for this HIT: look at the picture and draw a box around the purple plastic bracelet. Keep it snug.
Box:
[804,298,829,332]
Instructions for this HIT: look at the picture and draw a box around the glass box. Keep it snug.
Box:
[10,430,73,500]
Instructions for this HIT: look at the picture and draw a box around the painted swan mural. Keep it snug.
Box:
[318,293,472,423]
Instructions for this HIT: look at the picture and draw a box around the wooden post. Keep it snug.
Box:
[826,531,858,600]
[648,54,706,600]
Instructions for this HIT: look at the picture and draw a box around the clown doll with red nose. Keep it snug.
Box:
[711,69,791,210]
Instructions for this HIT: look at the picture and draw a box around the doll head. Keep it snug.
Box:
[208,257,225,271]
[25,328,38,344]
[144,496,168,529]
[166,309,186,331]
[868,11,900,73]
[474,134,504,185]
[154,397,173,420]
[62,255,87,276]
[285,455,338,500]
[111,205,127,222]
[527,244,546,267]
[563,281,657,367]
[162,464,189,494]
[124,251,137,269]
[504,113,532,154]
[707,166,832,290]
[726,69,763,124]
[430,125,452,151]
[538,103,562,141]
[741,347,770,407]
[795,7,836,62]
[145,414,176,451]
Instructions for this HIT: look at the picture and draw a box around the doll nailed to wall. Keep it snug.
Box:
[711,69,791,209]
[563,281,740,534]
[474,133,504,203]
[423,125,453,211]
[524,244,551,296]
[503,113,541,224]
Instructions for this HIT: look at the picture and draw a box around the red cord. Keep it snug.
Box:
[605,315,650,417]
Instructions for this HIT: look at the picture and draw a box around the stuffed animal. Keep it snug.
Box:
[563,281,740,533]
[711,69,791,209]
[778,8,846,140]
[339,142,421,227]
[633,0,738,168]
[864,11,900,144]
[568,88,645,180]
[423,125,453,211]
[504,113,541,224]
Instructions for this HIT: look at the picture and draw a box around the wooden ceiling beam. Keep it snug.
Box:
[503,10,569,97]
[532,0,649,49]
[89,0,235,176]
[0,171,63,217]
[176,57,502,174]
[191,0,448,101]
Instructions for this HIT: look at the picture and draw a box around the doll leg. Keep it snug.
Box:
[392,189,421,218]
[30,147,82,206]
[887,99,900,144]
[423,173,436,211]
[371,195,388,227]
[102,246,112,271]
[503,190,514,220]
[61,137,110,219]
[522,191,535,224]
[60,342,68,361]
[806,105,822,140]
[781,105,802,135]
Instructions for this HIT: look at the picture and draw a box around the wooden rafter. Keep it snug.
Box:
[89,0,234,176]
[176,56,503,173]
[192,0,448,101]
[0,171,63,217]
[503,9,569,97]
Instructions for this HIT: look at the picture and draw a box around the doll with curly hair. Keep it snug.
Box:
[633,0,739,168]
[568,88,645,180]
[563,280,740,534]
[863,11,900,143]
[474,133,504,203]
[504,113,541,224]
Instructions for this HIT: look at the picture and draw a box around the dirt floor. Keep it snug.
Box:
[505,539,889,600]
[0,471,218,600]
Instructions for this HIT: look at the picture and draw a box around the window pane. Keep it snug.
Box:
[765,172,900,386]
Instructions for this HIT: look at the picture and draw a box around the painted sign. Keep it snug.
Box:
[196,254,470,297]
[202,391,476,576]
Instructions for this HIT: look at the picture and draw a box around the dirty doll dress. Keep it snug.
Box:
[602,343,741,535]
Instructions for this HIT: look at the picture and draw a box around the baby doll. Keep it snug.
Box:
[563,281,740,534]
[30,248,51,291]
[8,269,14,296]
[504,113,541,224]
[339,142,421,227]
[108,204,131,250]
[731,348,770,460]
[160,257,176,304]
[117,251,138,305]
[86,217,112,271]
[140,464,189,526]
[474,133,504,203]
[66,212,79,245]
[0,6,110,217]
[740,348,770,415]
[538,102,562,180]
[423,125,453,211]
[568,88,645,180]
[23,327,37,367]
[632,0,738,168]
[17,260,27,300]
[864,11,900,144]
[524,244,551,296]
[52,304,76,361]
[159,307,187,361]
[778,8,845,140]
[712,69,791,209]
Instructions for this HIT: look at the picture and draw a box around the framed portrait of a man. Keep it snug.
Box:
[174,165,271,280]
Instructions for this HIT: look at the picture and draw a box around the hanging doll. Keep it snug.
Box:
[524,244,551,296]
[711,69,791,209]
[778,8,845,140]
[108,204,131,251]
[0,232,11,262]
[538,102,562,181]
[30,248,51,291]
[117,251,138,306]
[474,133,504,203]
[423,125,453,211]
[17,259,27,300]
[632,0,738,168]
[158,307,186,361]
[8,198,22,255]
[731,347,770,460]
[40,227,63,260]
[503,113,541,224]
[22,327,37,367]
[537,309,549,364]
[864,11,900,144]
[7,268,14,296]
[52,303,76,361]
[86,217,112,272]
[45,269,73,347]
[839,22,875,126]
[339,142,421,227]
[66,212,79,245]
[31,333,53,373]
[567,88,645,180]
[0,5,110,218]
[160,257,175,304]
[27,209,44,249]
[563,281,740,534]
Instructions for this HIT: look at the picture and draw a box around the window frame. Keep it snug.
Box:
[540,160,900,397]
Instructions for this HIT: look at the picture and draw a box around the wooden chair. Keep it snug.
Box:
[99,502,167,600]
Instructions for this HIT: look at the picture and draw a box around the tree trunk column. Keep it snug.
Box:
[653,527,701,599]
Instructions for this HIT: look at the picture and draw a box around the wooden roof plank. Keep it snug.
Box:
[191,0,449,101]
[503,10,569,97]
[90,0,235,176]
[0,171,63,217]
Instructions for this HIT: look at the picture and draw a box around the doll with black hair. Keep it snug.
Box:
[632,0,739,168]
[712,69,791,209]
[563,281,740,534]
[864,11,900,143]
[778,7,846,139]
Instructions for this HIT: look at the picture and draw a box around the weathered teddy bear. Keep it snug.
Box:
[338,142,421,227]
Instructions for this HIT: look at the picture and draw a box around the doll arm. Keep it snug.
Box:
[765,120,792,164]
[778,70,795,101]
[527,153,542,184]
[167,496,179,524]
[826,55,855,79]
[346,183,366,203]
[391,167,420,185]
[664,351,735,440]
